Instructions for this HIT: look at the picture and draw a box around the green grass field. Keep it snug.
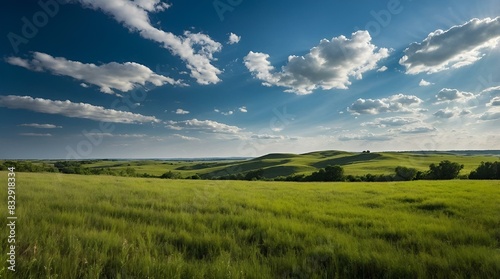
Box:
[80,150,500,178]
[1,172,499,278]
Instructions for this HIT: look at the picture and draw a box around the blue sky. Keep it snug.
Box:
[1,0,500,159]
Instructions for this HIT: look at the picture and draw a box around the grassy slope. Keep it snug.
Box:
[82,150,500,178]
[1,172,499,278]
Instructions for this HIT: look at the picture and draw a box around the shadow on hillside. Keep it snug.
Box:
[312,153,382,168]
[206,159,291,177]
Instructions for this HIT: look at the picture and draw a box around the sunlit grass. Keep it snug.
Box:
[0,172,499,278]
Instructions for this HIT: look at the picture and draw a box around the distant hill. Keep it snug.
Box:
[77,150,500,178]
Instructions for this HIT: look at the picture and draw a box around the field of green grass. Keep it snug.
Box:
[1,172,499,278]
[81,150,500,178]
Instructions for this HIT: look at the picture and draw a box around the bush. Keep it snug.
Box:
[394,166,418,181]
[160,171,182,179]
[469,161,500,179]
[428,160,464,180]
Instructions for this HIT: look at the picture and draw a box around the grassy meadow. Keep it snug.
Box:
[1,172,499,278]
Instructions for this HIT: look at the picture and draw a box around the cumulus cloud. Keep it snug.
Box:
[6,52,182,94]
[76,0,222,84]
[19,133,52,137]
[348,94,423,115]
[0,95,160,124]
[433,109,455,119]
[166,119,242,134]
[238,106,247,113]
[435,88,474,103]
[419,79,433,87]
[228,32,241,44]
[18,123,62,129]
[362,117,420,128]
[244,31,389,94]
[175,108,189,115]
[400,17,500,74]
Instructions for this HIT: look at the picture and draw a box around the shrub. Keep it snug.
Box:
[428,160,464,180]
[469,161,500,179]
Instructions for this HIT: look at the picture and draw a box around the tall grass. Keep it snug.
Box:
[0,172,499,278]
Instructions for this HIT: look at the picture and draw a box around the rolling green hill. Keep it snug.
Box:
[79,150,500,179]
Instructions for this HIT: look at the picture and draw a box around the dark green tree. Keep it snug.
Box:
[428,160,464,180]
[394,166,418,181]
[469,161,500,179]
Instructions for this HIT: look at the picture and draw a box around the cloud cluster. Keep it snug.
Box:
[166,119,242,134]
[77,0,222,84]
[244,31,389,94]
[435,88,474,103]
[348,94,423,115]
[0,95,160,124]
[6,52,182,94]
[433,109,455,119]
[400,17,500,74]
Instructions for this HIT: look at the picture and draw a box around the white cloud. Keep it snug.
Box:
[18,123,62,129]
[400,17,500,74]
[433,109,455,119]
[228,32,241,44]
[362,117,420,128]
[377,66,388,72]
[80,83,89,88]
[166,119,242,134]
[0,95,160,124]
[419,79,433,87]
[487,97,500,106]
[133,0,171,11]
[77,0,222,84]
[435,88,474,103]
[172,134,200,141]
[7,52,183,94]
[19,133,52,137]
[244,31,389,94]
[175,108,190,115]
[238,106,247,113]
[348,94,423,115]
[222,111,233,116]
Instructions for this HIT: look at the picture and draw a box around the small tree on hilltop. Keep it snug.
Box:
[428,160,464,180]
